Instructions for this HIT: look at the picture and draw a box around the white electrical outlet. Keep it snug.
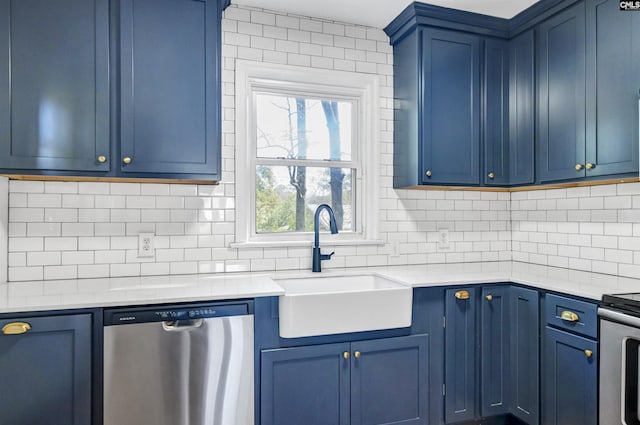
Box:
[138,233,155,258]
[390,241,400,257]
[438,228,450,251]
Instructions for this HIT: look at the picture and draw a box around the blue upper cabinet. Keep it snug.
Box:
[537,2,587,183]
[484,39,510,186]
[422,29,481,186]
[0,314,92,425]
[0,0,110,172]
[585,0,640,177]
[508,30,535,186]
[119,0,222,178]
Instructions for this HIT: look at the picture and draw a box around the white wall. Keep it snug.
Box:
[0,176,8,283]
[4,5,511,282]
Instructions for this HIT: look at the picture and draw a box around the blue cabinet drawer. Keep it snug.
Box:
[544,294,597,338]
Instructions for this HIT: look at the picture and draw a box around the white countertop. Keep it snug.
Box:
[2,261,640,313]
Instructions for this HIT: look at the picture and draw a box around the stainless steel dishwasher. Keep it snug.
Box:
[103,300,254,425]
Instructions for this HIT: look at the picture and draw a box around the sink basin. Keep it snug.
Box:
[276,274,412,338]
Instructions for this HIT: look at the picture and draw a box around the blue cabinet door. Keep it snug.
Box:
[508,30,535,186]
[261,343,350,425]
[0,314,92,425]
[542,327,597,425]
[351,335,429,425]
[0,0,110,172]
[510,286,539,425]
[445,288,477,423]
[484,39,510,186]
[585,0,640,177]
[480,286,509,417]
[421,29,480,185]
[119,0,222,178]
[537,3,586,182]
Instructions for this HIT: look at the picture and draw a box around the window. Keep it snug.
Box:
[235,60,380,247]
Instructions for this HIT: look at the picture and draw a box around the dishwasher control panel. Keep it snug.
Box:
[104,300,253,325]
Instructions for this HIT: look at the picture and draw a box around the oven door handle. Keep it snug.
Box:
[599,308,640,327]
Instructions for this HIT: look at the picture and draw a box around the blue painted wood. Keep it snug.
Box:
[422,29,480,185]
[119,0,221,177]
[484,39,510,186]
[585,0,640,177]
[542,327,597,425]
[544,293,597,338]
[0,0,110,172]
[351,335,429,425]
[537,3,586,183]
[508,30,535,186]
[480,286,509,417]
[509,286,539,425]
[0,314,92,425]
[445,287,477,423]
[261,343,351,425]
[392,31,421,188]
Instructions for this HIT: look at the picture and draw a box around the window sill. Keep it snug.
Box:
[229,239,385,249]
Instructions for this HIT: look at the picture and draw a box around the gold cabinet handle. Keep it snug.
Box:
[560,310,579,322]
[486,294,493,301]
[2,322,31,335]
[455,290,470,300]
[488,172,495,179]
[585,163,595,170]
[97,155,107,163]
[425,170,432,177]
[343,351,350,359]
[354,351,361,359]
[575,164,584,171]
[584,350,593,358]
[123,156,132,165]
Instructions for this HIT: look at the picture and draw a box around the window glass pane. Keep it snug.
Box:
[255,165,354,234]
[255,93,352,161]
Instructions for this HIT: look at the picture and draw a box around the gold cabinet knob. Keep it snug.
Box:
[354,351,361,359]
[2,322,31,335]
[575,164,584,171]
[584,350,593,358]
[97,155,107,163]
[560,310,579,322]
[585,163,595,170]
[425,170,432,177]
[455,290,470,300]
[343,352,350,359]
[486,295,493,301]
[488,172,495,179]
[123,156,132,165]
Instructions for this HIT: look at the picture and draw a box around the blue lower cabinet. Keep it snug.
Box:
[542,326,597,425]
[261,342,351,425]
[261,335,429,425]
[351,335,429,425]
[509,287,540,425]
[480,286,509,417]
[445,288,477,423]
[0,314,92,425]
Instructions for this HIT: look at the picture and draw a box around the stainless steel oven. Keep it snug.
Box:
[600,299,640,425]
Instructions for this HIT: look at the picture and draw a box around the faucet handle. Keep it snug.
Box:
[320,251,335,260]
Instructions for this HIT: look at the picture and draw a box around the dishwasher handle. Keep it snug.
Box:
[162,318,204,331]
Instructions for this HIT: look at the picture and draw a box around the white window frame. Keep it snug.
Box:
[233,60,380,248]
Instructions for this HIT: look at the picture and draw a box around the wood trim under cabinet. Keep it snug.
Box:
[399,177,638,192]
[2,174,219,185]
